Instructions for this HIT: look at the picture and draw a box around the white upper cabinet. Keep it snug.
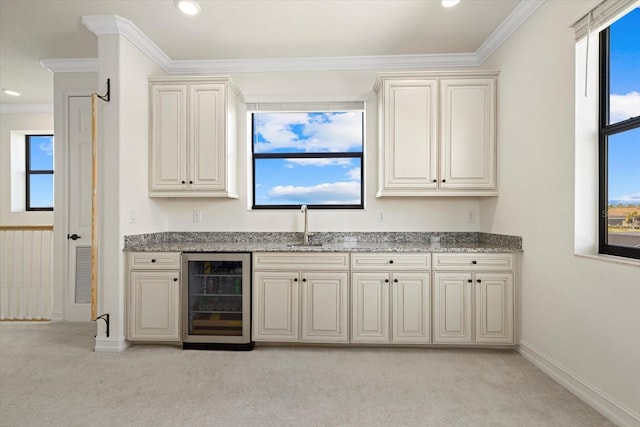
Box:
[375,72,498,197]
[149,77,239,197]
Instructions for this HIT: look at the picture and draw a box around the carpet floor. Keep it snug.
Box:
[0,322,613,427]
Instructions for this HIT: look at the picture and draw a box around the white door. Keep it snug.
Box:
[65,96,92,321]
[301,271,349,343]
[351,272,389,343]
[433,272,473,344]
[392,272,431,344]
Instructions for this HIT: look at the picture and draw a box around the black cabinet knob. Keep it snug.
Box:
[472,260,477,265]
[302,278,307,282]
[432,179,437,183]
[393,279,398,283]
[181,180,186,184]
[389,260,394,264]
[151,259,156,263]
[189,180,193,184]
[467,279,472,283]
[384,279,389,283]
[173,278,178,282]
[477,279,482,283]
[294,278,298,282]
[442,179,446,183]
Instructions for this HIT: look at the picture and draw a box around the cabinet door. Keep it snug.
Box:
[149,84,188,191]
[475,273,514,344]
[301,272,349,343]
[128,271,180,341]
[378,79,438,195]
[392,272,431,344]
[433,272,472,344]
[252,271,299,342]
[189,83,227,191]
[351,272,390,343]
[440,78,496,190]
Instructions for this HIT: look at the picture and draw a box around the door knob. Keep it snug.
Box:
[67,234,81,240]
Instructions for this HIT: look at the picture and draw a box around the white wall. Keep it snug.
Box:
[481,0,640,423]
[0,112,53,226]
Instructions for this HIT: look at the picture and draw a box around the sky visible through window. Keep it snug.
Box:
[607,7,640,206]
[28,135,54,209]
[253,111,363,207]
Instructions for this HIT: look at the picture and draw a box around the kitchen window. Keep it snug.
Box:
[599,8,640,260]
[250,106,364,209]
[26,134,54,211]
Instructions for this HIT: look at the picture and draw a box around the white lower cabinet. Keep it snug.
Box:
[127,252,181,342]
[252,253,349,343]
[432,253,515,345]
[351,253,431,344]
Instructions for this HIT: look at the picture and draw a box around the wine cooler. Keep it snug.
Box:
[182,253,253,350]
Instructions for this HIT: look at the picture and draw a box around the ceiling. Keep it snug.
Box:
[0,0,529,107]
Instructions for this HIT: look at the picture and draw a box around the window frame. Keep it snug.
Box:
[25,134,54,212]
[598,26,640,260]
[251,111,365,210]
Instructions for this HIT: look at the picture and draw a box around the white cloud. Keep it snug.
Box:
[612,192,640,203]
[346,167,361,181]
[267,181,361,204]
[39,139,53,156]
[254,112,362,153]
[285,158,354,167]
[610,91,640,123]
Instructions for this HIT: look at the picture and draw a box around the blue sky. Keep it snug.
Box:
[253,112,363,206]
[608,7,640,206]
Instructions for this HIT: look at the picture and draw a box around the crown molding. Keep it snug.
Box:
[75,2,544,74]
[0,104,53,114]
[40,58,98,73]
[475,0,546,63]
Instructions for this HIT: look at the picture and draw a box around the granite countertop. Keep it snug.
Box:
[124,232,522,253]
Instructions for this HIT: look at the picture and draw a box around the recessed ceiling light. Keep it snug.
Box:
[442,0,460,7]
[175,0,201,15]
[3,89,21,96]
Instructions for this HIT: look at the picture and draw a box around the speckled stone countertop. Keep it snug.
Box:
[124,232,522,253]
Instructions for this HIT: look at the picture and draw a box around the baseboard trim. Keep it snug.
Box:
[94,336,129,353]
[50,311,63,322]
[518,341,640,427]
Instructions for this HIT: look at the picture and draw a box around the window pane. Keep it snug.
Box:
[254,157,362,206]
[29,174,54,209]
[606,127,640,248]
[608,8,640,125]
[29,135,54,170]
[254,112,363,154]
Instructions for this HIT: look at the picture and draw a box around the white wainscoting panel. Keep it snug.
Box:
[0,228,53,320]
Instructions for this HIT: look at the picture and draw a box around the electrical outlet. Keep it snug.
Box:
[378,212,385,222]
[129,209,136,224]
[467,209,477,223]
[193,210,202,223]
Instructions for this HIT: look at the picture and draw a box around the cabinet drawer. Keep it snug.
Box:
[128,252,181,269]
[351,253,430,270]
[432,253,513,270]
[253,252,349,271]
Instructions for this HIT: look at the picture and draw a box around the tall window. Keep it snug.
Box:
[599,8,640,259]
[26,134,54,211]
[252,111,364,209]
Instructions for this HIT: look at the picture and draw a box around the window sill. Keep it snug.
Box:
[574,253,640,268]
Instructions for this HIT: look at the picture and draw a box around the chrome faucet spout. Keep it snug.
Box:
[301,205,309,244]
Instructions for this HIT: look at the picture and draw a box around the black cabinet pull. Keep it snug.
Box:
[151,259,156,263]
[477,279,482,283]
[432,179,437,183]
[393,279,398,283]
[389,260,394,264]
[189,180,193,184]
[173,278,178,282]
[472,260,477,265]
[181,180,186,184]
[384,279,389,283]
[302,278,307,282]
[442,179,446,183]
[294,278,298,282]
[67,234,81,240]
[467,279,472,283]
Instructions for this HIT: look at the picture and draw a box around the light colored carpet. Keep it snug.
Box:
[0,322,613,427]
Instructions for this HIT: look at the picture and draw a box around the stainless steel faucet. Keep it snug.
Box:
[301,205,310,244]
